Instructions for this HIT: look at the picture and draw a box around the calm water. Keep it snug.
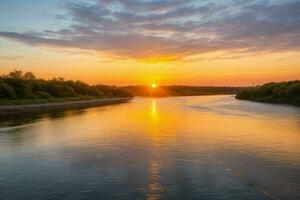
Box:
[0,95,300,200]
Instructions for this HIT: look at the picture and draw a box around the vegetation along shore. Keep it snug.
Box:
[0,70,133,105]
[0,70,133,114]
[236,81,300,106]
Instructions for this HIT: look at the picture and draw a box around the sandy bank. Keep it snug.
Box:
[0,97,132,115]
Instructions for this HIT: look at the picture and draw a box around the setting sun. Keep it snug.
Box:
[151,83,157,89]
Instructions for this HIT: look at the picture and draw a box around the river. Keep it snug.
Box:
[0,95,299,200]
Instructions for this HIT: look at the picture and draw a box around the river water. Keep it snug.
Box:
[0,95,299,200]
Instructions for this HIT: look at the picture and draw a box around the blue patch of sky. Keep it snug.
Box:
[0,0,71,32]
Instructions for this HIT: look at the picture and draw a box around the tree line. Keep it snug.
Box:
[121,85,238,97]
[236,81,300,106]
[0,70,132,100]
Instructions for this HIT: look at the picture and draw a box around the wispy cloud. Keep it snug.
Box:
[1,0,300,61]
[0,55,24,60]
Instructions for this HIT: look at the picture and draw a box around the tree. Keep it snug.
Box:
[287,83,300,97]
[47,84,76,97]
[0,83,17,99]
[8,70,23,79]
[23,72,36,80]
[0,70,133,100]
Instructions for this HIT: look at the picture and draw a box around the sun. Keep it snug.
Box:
[151,83,157,89]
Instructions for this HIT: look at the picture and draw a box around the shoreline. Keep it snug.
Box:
[236,97,300,107]
[0,97,132,115]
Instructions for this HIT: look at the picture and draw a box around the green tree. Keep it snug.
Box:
[0,83,17,99]
[287,83,300,97]
[8,70,23,79]
[23,72,36,80]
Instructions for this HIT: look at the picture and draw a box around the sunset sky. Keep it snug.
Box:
[0,0,300,86]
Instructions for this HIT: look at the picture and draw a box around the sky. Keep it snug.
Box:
[0,0,300,86]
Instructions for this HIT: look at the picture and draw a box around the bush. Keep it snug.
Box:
[286,83,300,97]
[87,88,105,97]
[35,91,52,99]
[0,83,17,99]
[47,85,77,97]
[236,88,254,99]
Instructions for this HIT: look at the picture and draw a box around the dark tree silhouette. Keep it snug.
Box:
[0,70,132,100]
[236,81,300,106]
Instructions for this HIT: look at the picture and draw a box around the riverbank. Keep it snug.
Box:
[235,96,300,106]
[0,97,132,115]
[0,96,103,106]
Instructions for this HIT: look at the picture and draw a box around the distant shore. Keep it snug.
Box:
[0,97,132,115]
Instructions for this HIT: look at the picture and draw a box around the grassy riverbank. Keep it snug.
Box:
[0,96,100,106]
[236,81,300,106]
[0,97,132,115]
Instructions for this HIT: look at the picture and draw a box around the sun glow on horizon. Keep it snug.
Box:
[151,83,157,89]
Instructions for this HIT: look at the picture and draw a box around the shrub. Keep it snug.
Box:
[0,83,17,99]
[35,91,52,99]
[236,89,254,99]
[47,85,77,97]
[287,83,300,97]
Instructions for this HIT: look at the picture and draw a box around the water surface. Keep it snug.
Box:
[0,95,300,200]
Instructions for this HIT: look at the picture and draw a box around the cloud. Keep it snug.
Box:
[0,0,300,60]
[0,55,24,60]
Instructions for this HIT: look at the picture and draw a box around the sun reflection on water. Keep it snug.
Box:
[151,99,158,122]
[146,161,164,200]
[145,99,164,200]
